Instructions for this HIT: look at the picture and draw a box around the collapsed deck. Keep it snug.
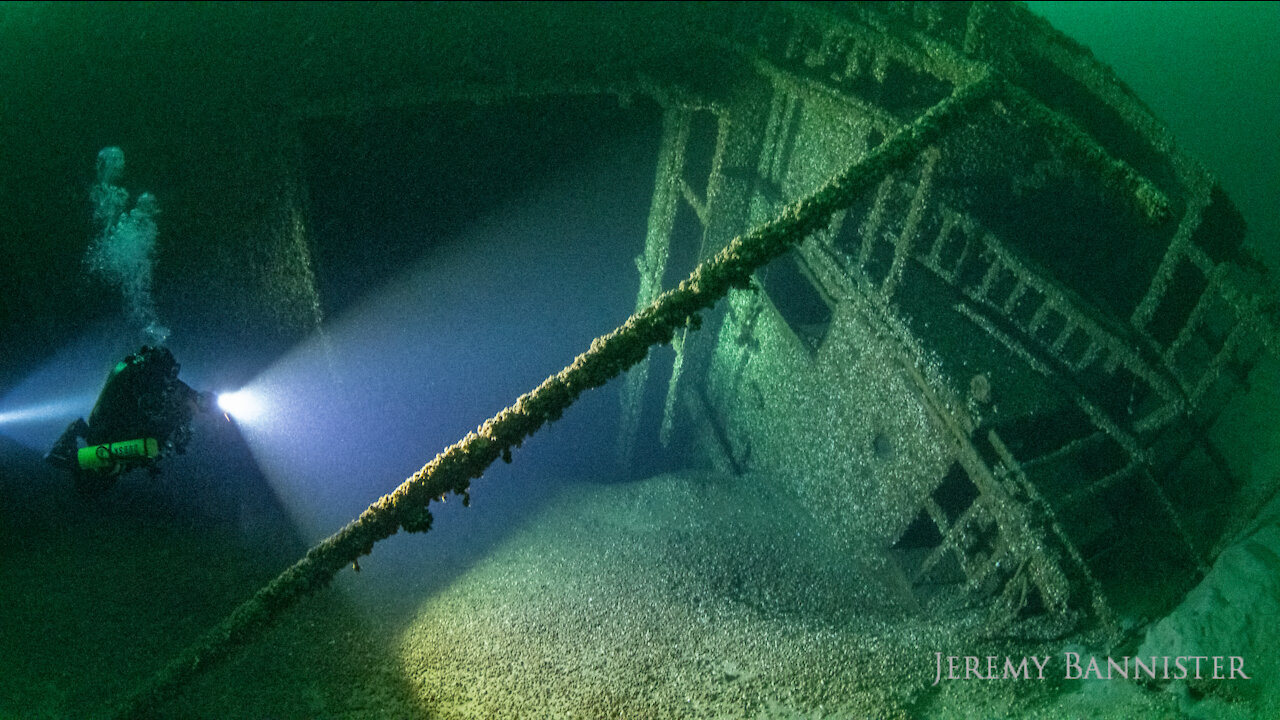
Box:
[602,2,1276,636]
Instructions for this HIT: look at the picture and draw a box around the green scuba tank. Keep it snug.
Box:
[77,437,160,471]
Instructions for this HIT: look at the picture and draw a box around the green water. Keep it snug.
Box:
[1028,1,1280,267]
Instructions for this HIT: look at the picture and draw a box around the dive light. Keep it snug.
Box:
[77,438,160,470]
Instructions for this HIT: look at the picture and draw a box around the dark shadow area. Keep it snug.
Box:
[0,419,428,717]
[304,96,659,321]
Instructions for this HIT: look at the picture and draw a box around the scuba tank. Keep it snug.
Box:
[77,437,160,471]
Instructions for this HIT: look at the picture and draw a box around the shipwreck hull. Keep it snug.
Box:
[232,0,1275,638]
[648,2,1275,636]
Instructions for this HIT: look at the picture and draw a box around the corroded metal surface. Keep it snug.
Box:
[661,1,1276,638]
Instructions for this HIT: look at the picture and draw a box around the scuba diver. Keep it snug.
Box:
[45,345,214,494]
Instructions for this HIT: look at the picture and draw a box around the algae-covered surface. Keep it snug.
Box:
[390,470,1267,719]
[397,471,946,718]
[1,445,1273,718]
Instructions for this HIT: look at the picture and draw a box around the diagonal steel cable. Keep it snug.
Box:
[113,71,997,719]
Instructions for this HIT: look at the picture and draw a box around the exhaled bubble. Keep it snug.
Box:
[84,147,167,343]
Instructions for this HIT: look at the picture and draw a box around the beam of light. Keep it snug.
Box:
[0,322,136,452]
[0,396,96,426]
[0,393,100,454]
[221,156,642,554]
[217,389,264,424]
[212,130,656,633]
